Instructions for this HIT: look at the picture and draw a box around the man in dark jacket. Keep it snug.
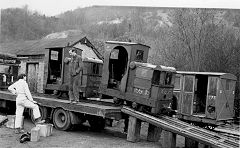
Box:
[64,48,83,103]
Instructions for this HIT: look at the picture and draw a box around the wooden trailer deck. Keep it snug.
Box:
[0,90,122,120]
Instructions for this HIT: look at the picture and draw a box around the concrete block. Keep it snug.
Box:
[31,127,40,142]
[6,115,24,129]
[36,124,53,137]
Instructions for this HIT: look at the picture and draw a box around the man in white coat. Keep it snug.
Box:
[8,74,45,134]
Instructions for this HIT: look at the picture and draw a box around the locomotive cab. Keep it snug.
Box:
[100,41,149,96]
[100,41,176,114]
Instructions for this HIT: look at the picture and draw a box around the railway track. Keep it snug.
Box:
[215,130,240,142]
[161,115,240,147]
[122,106,239,148]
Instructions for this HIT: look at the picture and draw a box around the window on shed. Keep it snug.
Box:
[50,50,59,60]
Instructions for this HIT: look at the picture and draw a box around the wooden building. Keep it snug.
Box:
[1,35,102,94]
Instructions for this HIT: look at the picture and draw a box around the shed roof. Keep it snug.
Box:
[0,40,37,55]
[1,35,103,60]
[17,35,84,56]
[176,71,237,80]
[83,57,103,64]
[74,43,100,60]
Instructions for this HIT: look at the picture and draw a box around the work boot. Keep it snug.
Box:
[71,101,78,104]
[69,100,76,104]
[15,128,25,134]
[35,117,45,124]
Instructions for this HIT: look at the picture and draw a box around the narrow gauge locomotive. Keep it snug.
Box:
[100,41,176,114]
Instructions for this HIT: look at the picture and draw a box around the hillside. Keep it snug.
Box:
[1,6,239,43]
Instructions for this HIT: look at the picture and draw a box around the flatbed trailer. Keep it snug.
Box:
[0,90,122,131]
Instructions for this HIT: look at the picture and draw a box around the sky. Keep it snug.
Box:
[1,0,240,16]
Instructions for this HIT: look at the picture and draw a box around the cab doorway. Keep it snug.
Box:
[193,75,208,114]
[107,46,128,90]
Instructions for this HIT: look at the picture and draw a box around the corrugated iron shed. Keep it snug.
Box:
[0,35,103,60]
[17,36,84,56]
[0,40,37,55]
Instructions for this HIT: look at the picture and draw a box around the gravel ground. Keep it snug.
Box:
[0,116,185,148]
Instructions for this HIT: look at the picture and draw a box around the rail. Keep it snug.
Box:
[121,106,239,148]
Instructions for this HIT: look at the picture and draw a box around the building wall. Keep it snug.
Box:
[37,62,45,93]
[18,55,45,93]
[74,42,100,60]
[19,61,26,75]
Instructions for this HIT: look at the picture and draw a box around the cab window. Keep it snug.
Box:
[174,75,181,90]
[208,77,218,96]
[184,76,194,92]
[165,72,172,85]
[152,70,160,85]
[135,50,144,62]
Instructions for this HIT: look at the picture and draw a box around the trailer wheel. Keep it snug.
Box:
[29,106,48,123]
[88,116,105,131]
[53,108,72,131]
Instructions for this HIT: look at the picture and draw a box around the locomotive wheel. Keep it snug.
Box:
[125,101,132,107]
[88,116,105,131]
[29,106,48,123]
[113,97,124,106]
[53,108,72,131]
[132,102,138,109]
[206,125,216,130]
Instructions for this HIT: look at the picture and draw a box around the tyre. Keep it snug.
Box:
[53,108,72,131]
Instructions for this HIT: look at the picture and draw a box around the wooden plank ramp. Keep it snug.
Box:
[122,106,239,148]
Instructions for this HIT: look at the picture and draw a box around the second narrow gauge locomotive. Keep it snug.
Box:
[174,71,237,129]
[100,41,176,114]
